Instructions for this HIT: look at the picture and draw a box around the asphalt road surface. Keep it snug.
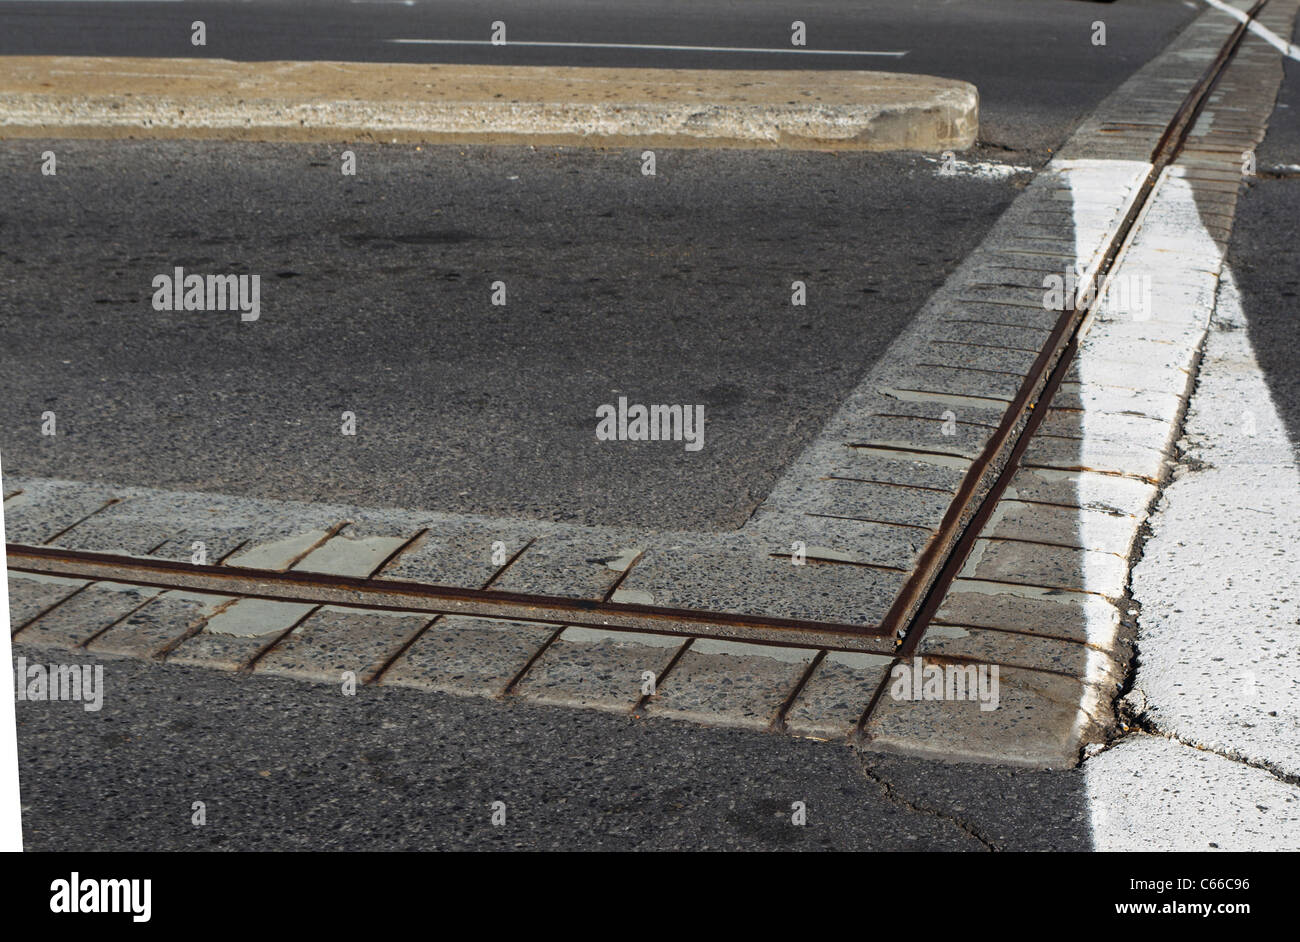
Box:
[0,0,1201,152]
[14,645,1091,851]
[0,142,1024,529]
[12,0,1296,855]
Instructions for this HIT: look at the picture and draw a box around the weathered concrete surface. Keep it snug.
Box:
[1125,272,1300,781]
[0,57,977,151]
[1085,734,1300,851]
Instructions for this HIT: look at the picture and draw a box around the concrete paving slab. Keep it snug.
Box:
[86,590,236,660]
[643,638,817,730]
[935,583,1124,651]
[0,56,978,152]
[864,660,1111,769]
[959,538,1129,598]
[1085,734,1300,851]
[513,626,684,712]
[13,580,164,649]
[378,614,554,697]
[784,650,893,740]
[1,479,123,546]
[253,606,430,684]
[166,598,317,670]
[6,572,89,633]
[1127,290,1300,778]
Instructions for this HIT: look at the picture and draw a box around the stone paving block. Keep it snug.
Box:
[48,488,346,566]
[293,532,412,578]
[1062,354,1190,395]
[513,626,684,711]
[783,650,894,740]
[1021,432,1169,482]
[1003,466,1157,517]
[935,321,1051,354]
[916,624,1124,688]
[289,506,442,577]
[254,605,430,683]
[611,537,905,626]
[921,339,1040,375]
[845,413,994,458]
[1051,382,1184,425]
[983,500,1141,555]
[86,590,236,659]
[749,512,932,573]
[1,479,124,546]
[373,519,540,589]
[863,660,1112,769]
[885,360,1025,403]
[643,638,817,730]
[487,530,645,601]
[957,285,1062,316]
[959,538,1129,597]
[7,572,89,633]
[875,378,1015,412]
[935,582,1123,650]
[1037,406,1172,445]
[796,477,956,533]
[13,581,164,649]
[823,448,970,493]
[379,614,554,697]
[166,598,317,670]
[223,528,339,572]
[1082,318,1209,357]
[869,393,1011,431]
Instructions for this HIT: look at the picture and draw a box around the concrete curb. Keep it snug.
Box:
[0,56,978,152]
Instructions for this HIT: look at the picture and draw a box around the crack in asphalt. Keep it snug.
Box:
[855,758,1001,851]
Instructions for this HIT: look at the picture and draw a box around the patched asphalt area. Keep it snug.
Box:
[0,139,1026,529]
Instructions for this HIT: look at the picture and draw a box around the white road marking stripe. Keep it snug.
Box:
[1201,0,1300,60]
[386,39,908,57]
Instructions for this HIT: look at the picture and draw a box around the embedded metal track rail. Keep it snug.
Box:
[4,542,895,654]
[851,0,1272,731]
[3,2,1268,669]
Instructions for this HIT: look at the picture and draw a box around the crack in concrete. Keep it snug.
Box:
[1115,709,1300,788]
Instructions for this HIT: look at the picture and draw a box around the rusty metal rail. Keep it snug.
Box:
[852,0,1272,735]
[5,542,894,654]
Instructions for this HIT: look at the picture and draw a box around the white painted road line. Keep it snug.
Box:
[1203,0,1300,59]
[385,39,909,57]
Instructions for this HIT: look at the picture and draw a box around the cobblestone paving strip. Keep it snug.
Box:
[846,0,1300,767]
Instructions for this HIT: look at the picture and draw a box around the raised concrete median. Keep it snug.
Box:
[0,56,977,151]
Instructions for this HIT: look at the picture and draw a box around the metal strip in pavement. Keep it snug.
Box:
[5,543,897,654]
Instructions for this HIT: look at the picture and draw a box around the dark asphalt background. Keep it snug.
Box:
[0,142,1023,529]
[0,0,1200,153]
